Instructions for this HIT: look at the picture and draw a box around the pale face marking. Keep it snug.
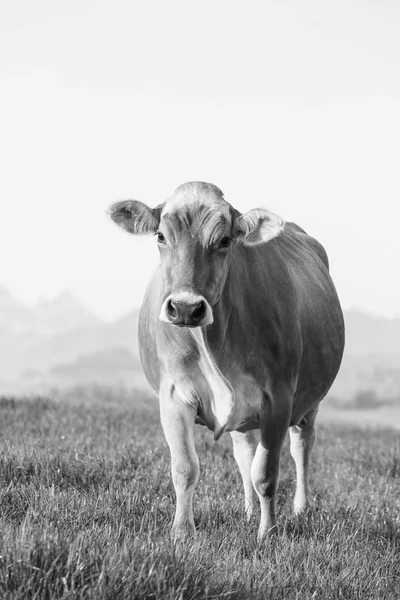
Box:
[161,183,231,223]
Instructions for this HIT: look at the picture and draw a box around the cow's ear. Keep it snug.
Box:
[233,208,284,246]
[107,200,162,234]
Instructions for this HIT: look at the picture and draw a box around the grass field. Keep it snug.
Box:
[0,390,399,599]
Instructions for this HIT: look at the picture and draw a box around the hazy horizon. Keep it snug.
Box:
[2,278,400,323]
[1,1,399,321]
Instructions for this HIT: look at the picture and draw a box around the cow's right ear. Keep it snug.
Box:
[107,201,161,235]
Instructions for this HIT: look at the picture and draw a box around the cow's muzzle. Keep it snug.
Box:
[159,291,214,327]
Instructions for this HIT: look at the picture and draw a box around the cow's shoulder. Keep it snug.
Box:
[284,222,329,271]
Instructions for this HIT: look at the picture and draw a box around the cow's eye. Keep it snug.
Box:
[218,237,231,248]
[157,232,165,243]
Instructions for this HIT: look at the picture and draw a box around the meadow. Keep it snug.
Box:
[0,389,398,599]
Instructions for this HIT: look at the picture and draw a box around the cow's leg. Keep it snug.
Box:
[289,405,318,515]
[251,388,291,540]
[230,430,258,519]
[159,387,200,541]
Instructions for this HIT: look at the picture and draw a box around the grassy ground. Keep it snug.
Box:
[0,391,399,599]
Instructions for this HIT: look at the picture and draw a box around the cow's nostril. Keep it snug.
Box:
[191,301,206,321]
[167,299,177,318]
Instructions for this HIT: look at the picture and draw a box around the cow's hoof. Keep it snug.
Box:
[171,524,196,545]
[257,523,279,542]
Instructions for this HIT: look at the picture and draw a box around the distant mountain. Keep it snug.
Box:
[15,311,140,375]
[106,310,140,356]
[344,309,400,358]
[0,285,35,335]
[33,291,102,335]
[0,287,103,338]
[10,347,146,395]
[0,286,142,391]
[326,309,400,404]
[43,347,143,385]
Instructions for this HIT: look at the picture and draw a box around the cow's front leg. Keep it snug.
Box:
[159,385,200,541]
[251,387,292,540]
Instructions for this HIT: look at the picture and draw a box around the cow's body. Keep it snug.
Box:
[139,222,343,435]
[108,182,345,540]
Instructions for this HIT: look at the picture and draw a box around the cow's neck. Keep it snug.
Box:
[204,245,248,356]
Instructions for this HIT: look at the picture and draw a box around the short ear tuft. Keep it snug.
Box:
[233,208,284,246]
[107,200,160,235]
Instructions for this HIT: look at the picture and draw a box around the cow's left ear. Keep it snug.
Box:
[107,200,161,235]
[233,208,284,246]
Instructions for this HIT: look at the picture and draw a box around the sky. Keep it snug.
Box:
[0,0,399,321]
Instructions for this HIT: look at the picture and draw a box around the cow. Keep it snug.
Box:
[108,181,345,541]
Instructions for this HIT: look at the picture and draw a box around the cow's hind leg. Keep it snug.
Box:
[159,383,200,541]
[230,430,257,519]
[289,405,318,515]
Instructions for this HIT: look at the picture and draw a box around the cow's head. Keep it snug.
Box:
[108,182,284,327]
